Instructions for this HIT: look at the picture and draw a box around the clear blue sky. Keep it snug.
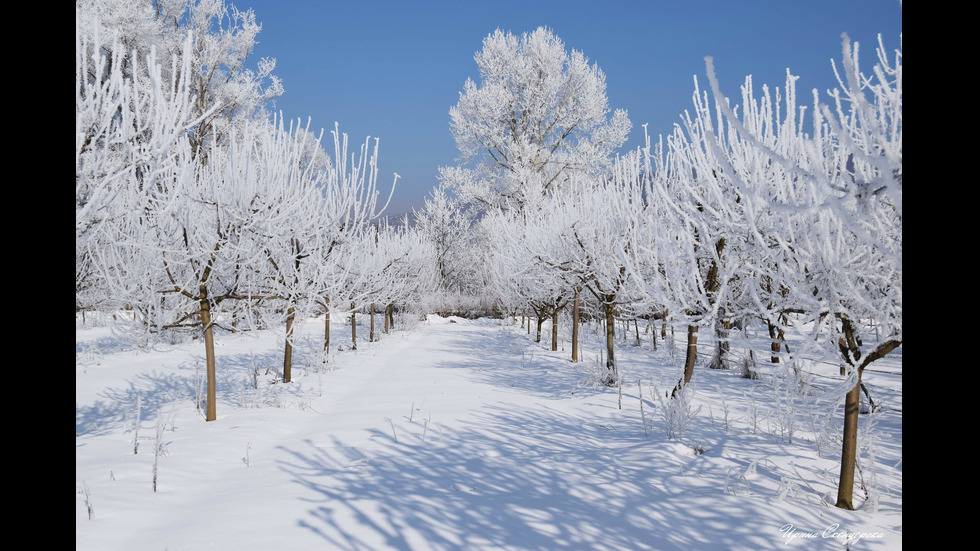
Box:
[243,0,902,215]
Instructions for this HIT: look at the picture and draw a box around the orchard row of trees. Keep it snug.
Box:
[424,27,901,511]
[76,0,438,423]
[76,2,900,512]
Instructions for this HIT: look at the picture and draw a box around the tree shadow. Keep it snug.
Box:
[75,317,376,437]
[279,403,786,550]
[76,370,193,436]
[75,345,288,436]
[423,325,606,399]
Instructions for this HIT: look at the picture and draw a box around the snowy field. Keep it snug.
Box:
[76,312,902,550]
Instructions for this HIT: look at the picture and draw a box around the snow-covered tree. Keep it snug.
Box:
[76,0,281,314]
[664,32,901,509]
[486,161,649,382]
[484,208,561,344]
[442,26,630,214]
[365,220,437,339]
[244,117,336,383]
[640,82,763,389]
[160,0,284,155]
[76,0,284,155]
[77,1,405,422]
[413,184,478,312]
[306,126,399,355]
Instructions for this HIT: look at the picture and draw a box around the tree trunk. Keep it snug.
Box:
[650,317,658,352]
[684,325,698,384]
[551,308,559,351]
[199,292,217,422]
[384,303,391,333]
[571,289,580,362]
[351,303,357,350]
[767,320,781,363]
[836,367,862,510]
[283,304,295,383]
[323,296,331,355]
[535,316,544,343]
[672,324,698,398]
[370,303,376,342]
[708,316,730,369]
[834,317,902,510]
[604,298,617,386]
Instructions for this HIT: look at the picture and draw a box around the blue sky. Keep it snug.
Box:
[244,0,902,215]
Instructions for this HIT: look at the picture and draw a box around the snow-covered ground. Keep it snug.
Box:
[76,312,902,550]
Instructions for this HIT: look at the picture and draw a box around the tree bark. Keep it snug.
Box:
[604,297,617,386]
[708,316,730,369]
[834,316,902,509]
[836,369,862,510]
[767,320,781,363]
[323,296,331,355]
[283,304,295,383]
[199,292,217,422]
[551,308,559,351]
[571,288,580,362]
[351,303,357,350]
[370,302,376,342]
[684,325,698,384]
[672,324,698,398]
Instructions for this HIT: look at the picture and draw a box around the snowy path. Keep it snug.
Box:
[265,319,679,550]
[77,316,902,550]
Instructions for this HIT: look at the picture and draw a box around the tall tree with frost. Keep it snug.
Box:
[77,4,400,421]
[442,26,630,214]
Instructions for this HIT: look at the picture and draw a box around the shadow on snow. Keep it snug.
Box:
[278,403,783,551]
